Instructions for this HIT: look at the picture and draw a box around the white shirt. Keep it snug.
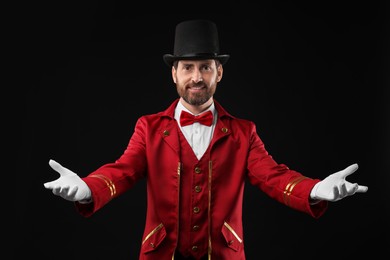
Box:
[174,100,217,160]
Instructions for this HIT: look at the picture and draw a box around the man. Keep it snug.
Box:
[44,19,368,260]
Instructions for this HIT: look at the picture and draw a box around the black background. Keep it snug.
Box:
[16,1,389,259]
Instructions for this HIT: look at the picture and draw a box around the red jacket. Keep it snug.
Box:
[76,98,327,259]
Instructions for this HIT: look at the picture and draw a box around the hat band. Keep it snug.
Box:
[177,53,219,58]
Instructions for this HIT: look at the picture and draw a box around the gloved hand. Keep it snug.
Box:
[44,159,92,202]
[310,163,368,202]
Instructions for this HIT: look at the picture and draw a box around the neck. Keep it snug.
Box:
[179,97,213,115]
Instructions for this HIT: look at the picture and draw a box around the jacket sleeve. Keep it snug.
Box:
[246,121,327,218]
[75,117,148,217]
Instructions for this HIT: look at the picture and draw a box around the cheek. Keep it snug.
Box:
[211,75,220,84]
[176,76,191,86]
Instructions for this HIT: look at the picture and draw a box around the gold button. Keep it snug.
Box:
[228,240,234,245]
[194,167,201,174]
[150,243,155,248]
[221,127,228,133]
[193,225,200,231]
[192,245,198,251]
[163,130,170,136]
[193,207,200,213]
[194,186,201,192]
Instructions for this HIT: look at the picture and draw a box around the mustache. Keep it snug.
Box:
[187,82,207,88]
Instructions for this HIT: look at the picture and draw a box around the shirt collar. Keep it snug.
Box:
[174,99,216,123]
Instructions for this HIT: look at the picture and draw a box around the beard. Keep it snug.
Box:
[177,82,215,106]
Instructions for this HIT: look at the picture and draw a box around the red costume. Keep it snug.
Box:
[76,98,328,259]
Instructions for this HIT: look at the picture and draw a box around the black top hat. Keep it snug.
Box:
[163,19,230,67]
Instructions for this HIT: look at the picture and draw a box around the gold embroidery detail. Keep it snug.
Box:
[90,174,116,197]
[177,162,181,176]
[142,223,163,245]
[283,176,308,206]
[224,222,243,243]
[208,161,213,258]
[172,162,182,260]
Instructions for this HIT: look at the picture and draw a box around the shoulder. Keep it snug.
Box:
[136,99,179,123]
[214,100,256,128]
[228,116,257,134]
[135,111,172,129]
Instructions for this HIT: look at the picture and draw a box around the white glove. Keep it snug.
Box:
[310,163,368,202]
[44,159,92,202]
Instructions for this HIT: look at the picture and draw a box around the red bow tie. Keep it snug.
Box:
[180,110,213,127]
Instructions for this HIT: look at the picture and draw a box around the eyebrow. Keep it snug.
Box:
[181,61,213,67]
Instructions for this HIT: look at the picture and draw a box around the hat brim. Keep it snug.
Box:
[163,54,230,67]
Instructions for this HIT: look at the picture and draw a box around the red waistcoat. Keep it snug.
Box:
[76,98,328,260]
[177,126,212,258]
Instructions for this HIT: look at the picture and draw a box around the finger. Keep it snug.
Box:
[356,185,368,193]
[59,186,70,196]
[345,183,359,196]
[339,163,359,179]
[339,182,347,198]
[52,186,62,195]
[58,186,71,199]
[332,185,340,201]
[67,186,78,199]
[48,159,74,177]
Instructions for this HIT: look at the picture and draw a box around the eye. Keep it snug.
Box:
[202,65,211,71]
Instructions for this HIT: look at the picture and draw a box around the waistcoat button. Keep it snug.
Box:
[194,186,201,192]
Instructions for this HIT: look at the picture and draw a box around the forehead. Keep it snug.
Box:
[178,59,215,67]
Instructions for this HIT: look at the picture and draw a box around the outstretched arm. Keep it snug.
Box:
[310,163,368,202]
[44,159,92,202]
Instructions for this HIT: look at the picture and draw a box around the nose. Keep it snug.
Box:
[192,69,203,83]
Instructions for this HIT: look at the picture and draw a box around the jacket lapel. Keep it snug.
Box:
[157,98,235,155]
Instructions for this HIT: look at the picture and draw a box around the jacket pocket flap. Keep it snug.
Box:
[221,221,243,252]
[142,223,166,253]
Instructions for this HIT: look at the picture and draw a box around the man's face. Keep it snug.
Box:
[172,59,223,106]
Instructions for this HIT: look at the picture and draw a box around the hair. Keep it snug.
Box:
[172,59,221,69]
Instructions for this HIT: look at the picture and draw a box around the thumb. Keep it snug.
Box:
[48,159,75,177]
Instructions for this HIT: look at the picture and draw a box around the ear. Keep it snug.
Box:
[217,65,223,82]
[171,66,177,83]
